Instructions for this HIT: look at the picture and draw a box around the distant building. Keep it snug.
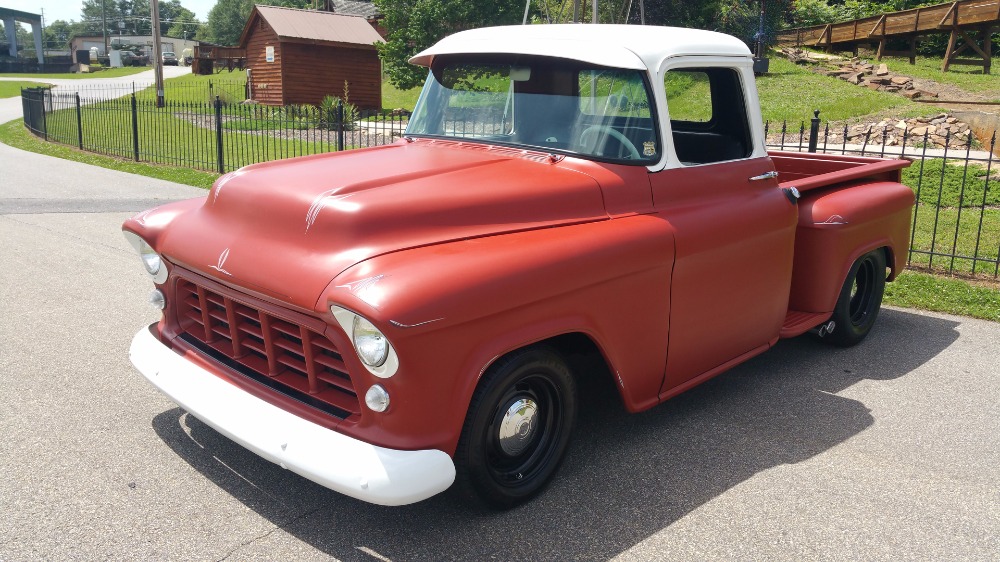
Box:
[1,6,43,64]
[238,5,384,109]
[69,34,200,63]
[322,0,385,37]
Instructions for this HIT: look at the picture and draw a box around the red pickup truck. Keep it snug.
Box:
[124,24,913,508]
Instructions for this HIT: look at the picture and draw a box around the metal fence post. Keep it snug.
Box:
[130,94,140,161]
[75,92,84,150]
[808,109,820,153]
[215,96,225,174]
[41,89,48,142]
[337,100,345,152]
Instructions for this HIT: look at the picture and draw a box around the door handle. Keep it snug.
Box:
[749,171,779,181]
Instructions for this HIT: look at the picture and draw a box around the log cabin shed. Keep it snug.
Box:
[238,5,384,109]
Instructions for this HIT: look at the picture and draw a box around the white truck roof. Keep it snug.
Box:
[410,24,752,71]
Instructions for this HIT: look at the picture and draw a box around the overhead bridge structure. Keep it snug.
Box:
[776,0,999,73]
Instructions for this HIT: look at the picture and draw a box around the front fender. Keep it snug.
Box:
[322,215,675,455]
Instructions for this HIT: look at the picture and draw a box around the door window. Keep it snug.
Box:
[663,67,752,165]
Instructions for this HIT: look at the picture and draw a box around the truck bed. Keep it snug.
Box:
[770,150,910,192]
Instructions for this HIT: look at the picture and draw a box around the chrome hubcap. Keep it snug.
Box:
[497,398,538,456]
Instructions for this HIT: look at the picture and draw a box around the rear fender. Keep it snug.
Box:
[789,181,914,313]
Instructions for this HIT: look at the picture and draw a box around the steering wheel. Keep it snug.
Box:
[578,125,641,159]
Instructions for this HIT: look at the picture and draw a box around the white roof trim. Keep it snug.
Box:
[409,24,751,70]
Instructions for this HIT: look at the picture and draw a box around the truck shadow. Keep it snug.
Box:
[151,308,959,560]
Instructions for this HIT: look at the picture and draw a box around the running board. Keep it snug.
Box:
[780,310,832,338]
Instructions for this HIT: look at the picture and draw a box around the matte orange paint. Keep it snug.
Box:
[123,142,912,456]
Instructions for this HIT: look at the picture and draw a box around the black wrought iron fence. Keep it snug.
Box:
[20,86,410,174]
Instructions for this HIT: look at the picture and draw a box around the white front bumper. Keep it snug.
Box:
[129,325,456,506]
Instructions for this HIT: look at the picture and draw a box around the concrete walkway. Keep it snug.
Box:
[0,66,202,210]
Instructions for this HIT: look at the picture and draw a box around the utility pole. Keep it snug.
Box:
[592,0,597,24]
[150,0,164,107]
[102,0,108,58]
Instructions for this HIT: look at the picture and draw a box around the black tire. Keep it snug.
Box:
[826,249,887,347]
[454,346,576,509]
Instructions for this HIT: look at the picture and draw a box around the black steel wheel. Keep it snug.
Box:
[826,249,887,347]
[455,346,576,508]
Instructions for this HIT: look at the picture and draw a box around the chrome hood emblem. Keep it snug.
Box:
[209,247,232,276]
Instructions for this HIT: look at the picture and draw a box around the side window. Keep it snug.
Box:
[576,69,659,161]
[578,70,652,119]
[664,67,752,165]
[663,70,712,122]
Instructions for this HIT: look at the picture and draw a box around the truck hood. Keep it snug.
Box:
[156,140,607,310]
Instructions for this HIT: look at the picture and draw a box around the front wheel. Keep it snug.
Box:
[826,249,887,347]
[455,346,576,509]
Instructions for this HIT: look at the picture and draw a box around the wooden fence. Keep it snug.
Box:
[776,0,999,73]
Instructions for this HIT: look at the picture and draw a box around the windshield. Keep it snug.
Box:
[406,56,659,164]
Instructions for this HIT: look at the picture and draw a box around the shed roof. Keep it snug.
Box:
[239,5,383,49]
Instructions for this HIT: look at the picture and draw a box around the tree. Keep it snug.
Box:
[80,0,120,36]
[205,0,312,45]
[374,0,526,89]
[43,20,84,51]
[159,1,200,37]
[205,0,252,45]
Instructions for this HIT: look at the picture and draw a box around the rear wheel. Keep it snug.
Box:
[826,249,887,347]
[455,346,576,509]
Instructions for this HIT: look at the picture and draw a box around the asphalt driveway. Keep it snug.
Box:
[0,128,997,560]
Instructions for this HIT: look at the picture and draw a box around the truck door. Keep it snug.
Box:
[649,66,798,396]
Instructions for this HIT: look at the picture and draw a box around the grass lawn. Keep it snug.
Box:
[382,81,421,112]
[0,66,149,79]
[901,157,1000,278]
[885,270,1000,321]
[756,55,931,124]
[135,72,248,104]
[877,55,1000,99]
[0,81,50,98]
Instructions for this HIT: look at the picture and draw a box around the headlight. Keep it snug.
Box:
[123,230,168,284]
[138,239,162,275]
[330,306,398,378]
[353,316,388,367]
